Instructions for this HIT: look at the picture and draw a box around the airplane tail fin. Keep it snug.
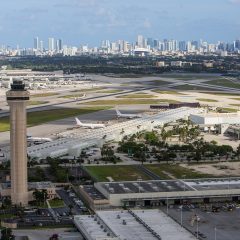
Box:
[75,118,82,126]
[116,109,121,116]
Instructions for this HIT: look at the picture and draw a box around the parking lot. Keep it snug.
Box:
[164,203,240,240]
[57,189,89,215]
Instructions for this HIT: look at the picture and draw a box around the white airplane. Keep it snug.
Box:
[116,109,142,119]
[74,93,86,100]
[27,136,52,143]
[75,118,105,129]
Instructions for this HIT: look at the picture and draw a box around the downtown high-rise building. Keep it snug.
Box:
[137,35,144,48]
[56,39,63,52]
[39,40,44,52]
[34,37,39,50]
[48,37,55,51]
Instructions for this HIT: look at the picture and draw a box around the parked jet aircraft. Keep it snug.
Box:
[116,109,142,119]
[75,118,105,129]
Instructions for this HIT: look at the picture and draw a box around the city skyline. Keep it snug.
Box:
[0,0,240,47]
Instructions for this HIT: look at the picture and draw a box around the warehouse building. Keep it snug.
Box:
[83,178,240,208]
[74,209,197,240]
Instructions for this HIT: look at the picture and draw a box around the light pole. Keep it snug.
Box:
[182,174,186,191]
[196,216,199,239]
[180,205,183,227]
[167,196,169,216]
[214,226,217,240]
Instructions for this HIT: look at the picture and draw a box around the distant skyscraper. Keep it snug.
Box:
[137,35,144,48]
[48,38,55,51]
[147,38,154,48]
[56,39,63,52]
[234,39,240,50]
[39,40,44,52]
[153,39,159,49]
[191,41,199,50]
[34,37,39,50]
[179,41,186,51]
[186,41,192,52]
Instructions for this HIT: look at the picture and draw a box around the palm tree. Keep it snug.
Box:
[68,204,73,215]
[1,228,14,240]
[236,144,240,160]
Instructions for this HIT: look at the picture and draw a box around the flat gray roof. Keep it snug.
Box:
[96,210,196,240]
[98,177,240,195]
[83,185,107,201]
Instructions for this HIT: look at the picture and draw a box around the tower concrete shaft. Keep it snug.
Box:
[6,80,30,206]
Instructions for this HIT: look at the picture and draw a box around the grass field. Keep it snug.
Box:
[230,98,240,101]
[230,104,240,107]
[0,213,16,220]
[0,106,109,132]
[196,98,218,102]
[28,101,49,106]
[148,80,171,85]
[172,84,220,91]
[200,92,240,96]
[206,79,240,89]
[152,90,184,95]
[59,94,85,99]
[49,199,65,208]
[85,165,151,182]
[159,74,218,80]
[145,164,214,179]
[116,93,156,99]
[71,87,104,93]
[81,99,179,106]
[31,92,59,98]
[217,107,238,113]
[98,90,123,94]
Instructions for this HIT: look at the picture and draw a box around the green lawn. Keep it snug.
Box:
[49,199,65,208]
[145,164,214,180]
[28,101,49,106]
[98,90,123,94]
[152,90,184,95]
[200,92,240,96]
[172,84,220,91]
[31,93,59,98]
[0,214,16,220]
[206,79,240,89]
[116,93,156,99]
[81,99,179,106]
[85,165,151,182]
[230,104,240,107]
[217,107,238,113]
[70,87,104,93]
[148,80,171,86]
[59,94,85,99]
[159,74,218,80]
[196,98,218,102]
[230,98,240,101]
[0,106,110,132]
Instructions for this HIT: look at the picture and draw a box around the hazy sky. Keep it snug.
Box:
[1,0,240,47]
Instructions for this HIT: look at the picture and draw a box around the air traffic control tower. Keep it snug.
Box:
[6,80,30,206]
